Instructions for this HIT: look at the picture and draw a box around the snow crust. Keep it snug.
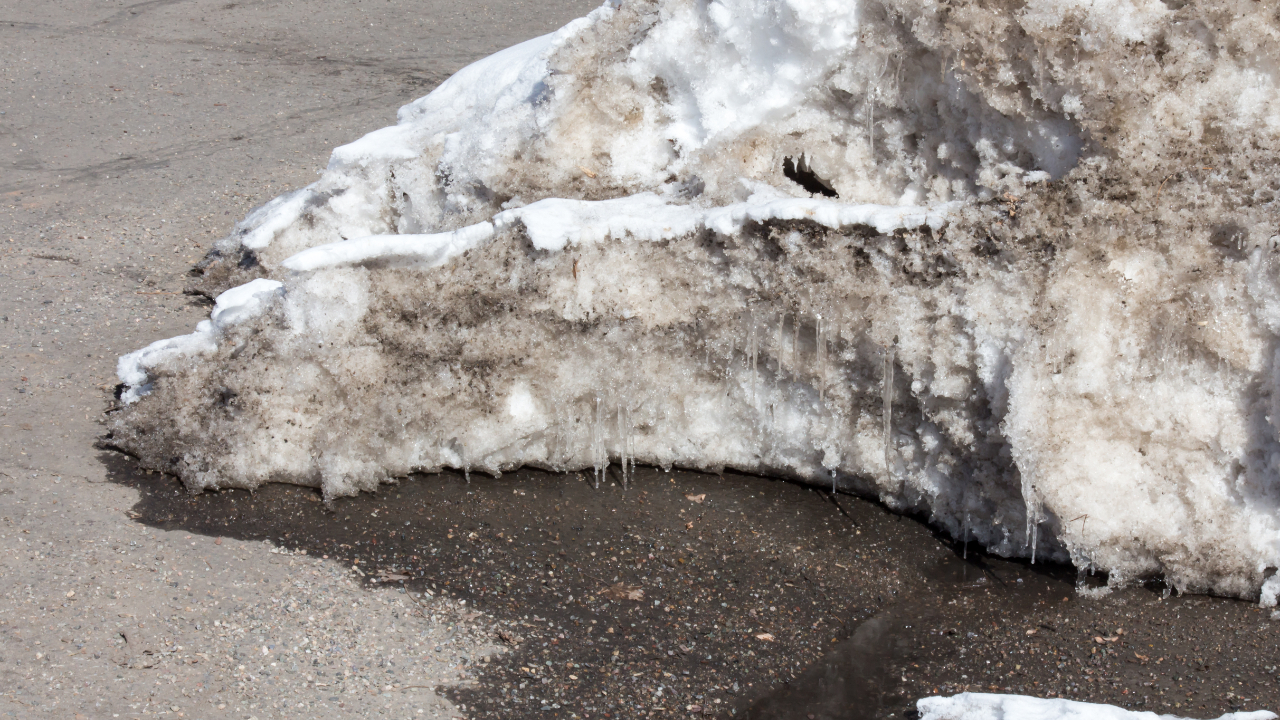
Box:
[110,0,1280,599]
[917,693,1276,720]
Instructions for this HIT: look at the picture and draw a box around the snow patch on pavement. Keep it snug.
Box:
[917,693,1276,720]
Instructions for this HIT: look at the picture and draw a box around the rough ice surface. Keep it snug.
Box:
[108,0,1280,599]
[917,693,1277,720]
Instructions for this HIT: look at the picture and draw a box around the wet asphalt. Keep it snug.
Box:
[104,454,1280,720]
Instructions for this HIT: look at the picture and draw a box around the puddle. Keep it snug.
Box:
[102,452,1280,719]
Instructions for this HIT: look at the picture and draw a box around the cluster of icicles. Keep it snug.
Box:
[557,301,1051,567]
[418,281,1083,578]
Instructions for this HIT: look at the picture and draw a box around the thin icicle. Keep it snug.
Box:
[747,309,758,409]
[882,345,896,480]
[616,402,631,490]
[816,313,826,403]
[747,308,752,409]
[1022,475,1040,564]
[626,405,632,490]
[774,312,784,393]
[624,404,634,481]
[963,511,970,559]
[867,93,875,150]
[725,337,735,397]
[592,395,606,490]
[792,315,800,380]
[1031,516,1040,565]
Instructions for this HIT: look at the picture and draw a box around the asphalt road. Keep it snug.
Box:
[0,1,598,717]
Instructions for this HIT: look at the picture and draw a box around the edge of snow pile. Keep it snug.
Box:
[916,693,1277,720]
[116,279,284,404]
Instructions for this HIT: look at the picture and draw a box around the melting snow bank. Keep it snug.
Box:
[916,693,1277,720]
[109,0,1280,599]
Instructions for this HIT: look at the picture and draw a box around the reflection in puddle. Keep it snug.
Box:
[746,545,1073,719]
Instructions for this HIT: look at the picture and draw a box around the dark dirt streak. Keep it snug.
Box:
[0,0,193,35]
[0,98,398,195]
[0,15,460,89]
[105,33,456,89]
[103,453,1280,720]
[0,20,56,31]
[92,0,197,28]
[53,19,458,87]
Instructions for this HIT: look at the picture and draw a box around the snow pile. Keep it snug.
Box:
[917,693,1276,720]
[109,0,1280,599]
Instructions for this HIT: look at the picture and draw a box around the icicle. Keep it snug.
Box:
[867,92,875,150]
[831,469,837,494]
[816,313,826,403]
[1031,519,1039,565]
[774,313,784,393]
[747,309,757,409]
[1080,515,1092,575]
[962,511,970,560]
[1022,475,1040,564]
[792,316,800,380]
[752,314,759,409]
[616,403,630,490]
[882,345,895,480]
[725,337,735,397]
[592,395,606,490]
[625,405,632,490]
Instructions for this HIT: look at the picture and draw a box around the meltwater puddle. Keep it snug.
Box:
[102,453,1280,720]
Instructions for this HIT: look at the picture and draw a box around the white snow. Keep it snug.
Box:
[917,693,1276,720]
[281,223,497,272]
[499,194,703,252]
[277,192,956,268]
[111,0,1280,600]
[238,189,314,252]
